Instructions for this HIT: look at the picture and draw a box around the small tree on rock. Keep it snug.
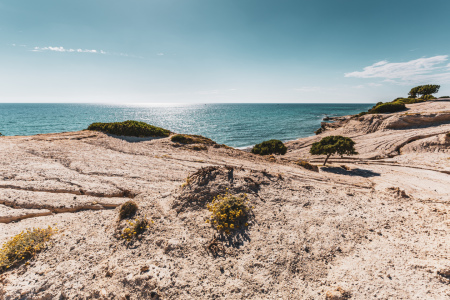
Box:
[310,136,357,166]
[408,85,440,98]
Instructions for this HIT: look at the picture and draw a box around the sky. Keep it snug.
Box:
[1,0,450,103]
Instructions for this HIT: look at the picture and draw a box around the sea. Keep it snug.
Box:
[0,103,373,148]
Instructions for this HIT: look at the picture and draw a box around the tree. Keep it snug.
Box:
[310,136,357,166]
[251,139,287,155]
[408,85,440,98]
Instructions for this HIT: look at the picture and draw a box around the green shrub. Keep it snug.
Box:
[439,96,450,98]
[119,201,138,220]
[392,98,426,105]
[369,102,406,114]
[87,120,170,138]
[446,132,450,138]
[357,111,368,117]
[251,139,287,155]
[170,134,216,145]
[421,95,436,100]
[0,227,55,273]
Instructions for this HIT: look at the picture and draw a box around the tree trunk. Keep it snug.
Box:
[323,154,331,166]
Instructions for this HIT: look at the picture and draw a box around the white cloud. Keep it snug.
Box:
[32,46,105,54]
[352,85,365,89]
[157,53,164,56]
[345,56,450,84]
[368,82,382,87]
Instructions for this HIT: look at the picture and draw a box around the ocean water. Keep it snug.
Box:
[0,103,373,148]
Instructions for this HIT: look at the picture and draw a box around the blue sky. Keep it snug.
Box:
[2,0,450,103]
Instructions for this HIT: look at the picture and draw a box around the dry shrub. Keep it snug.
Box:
[0,227,55,273]
[119,201,138,220]
[191,145,207,151]
[295,160,319,172]
[206,191,252,235]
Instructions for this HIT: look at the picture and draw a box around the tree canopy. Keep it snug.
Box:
[310,135,357,165]
[251,139,287,155]
[408,85,440,98]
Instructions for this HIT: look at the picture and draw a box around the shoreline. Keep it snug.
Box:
[0,100,449,299]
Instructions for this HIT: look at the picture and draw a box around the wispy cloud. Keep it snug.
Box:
[32,46,106,54]
[345,55,450,84]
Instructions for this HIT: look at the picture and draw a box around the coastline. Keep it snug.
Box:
[0,100,449,299]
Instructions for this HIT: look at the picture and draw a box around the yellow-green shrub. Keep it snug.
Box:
[206,192,252,235]
[121,218,153,241]
[0,227,55,273]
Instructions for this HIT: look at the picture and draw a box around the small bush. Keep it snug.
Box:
[87,120,170,138]
[446,132,450,137]
[369,102,406,114]
[295,160,318,172]
[315,127,324,135]
[119,201,138,220]
[439,96,450,98]
[392,98,426,105]
[191,145,208,151]
[170,134,215,145]
[0,227,55,273]
[251,139,287,155]
[421,95,436,100]
[206,192,252,235]
[357,111,368,117]
[121,218,153,241]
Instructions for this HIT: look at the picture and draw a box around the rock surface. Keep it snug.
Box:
[0,100,449,299]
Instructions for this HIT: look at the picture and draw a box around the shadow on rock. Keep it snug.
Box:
[106,133,165,143]
[321,167,381,177]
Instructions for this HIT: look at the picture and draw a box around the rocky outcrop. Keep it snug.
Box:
[400,133,450,153]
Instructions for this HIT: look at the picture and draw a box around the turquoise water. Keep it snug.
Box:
[0,103,373,148]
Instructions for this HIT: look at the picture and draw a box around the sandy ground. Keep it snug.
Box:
[0,100,449,299]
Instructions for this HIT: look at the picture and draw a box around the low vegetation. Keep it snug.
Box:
[87,120,170,138]
[391,97,426,105]
[206,192,252,235]
[251,139,287,155]
[119,201,138,220]
[171,134,216,145]
[191,144,208,151]
[121,218,152,241]
[368,102,406,114]
[446,132,450,138]
[310,135,357,165]
[439,96,450,98]
[355,85,440,116]
[295,160,319,172]
[0,227,55,273]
